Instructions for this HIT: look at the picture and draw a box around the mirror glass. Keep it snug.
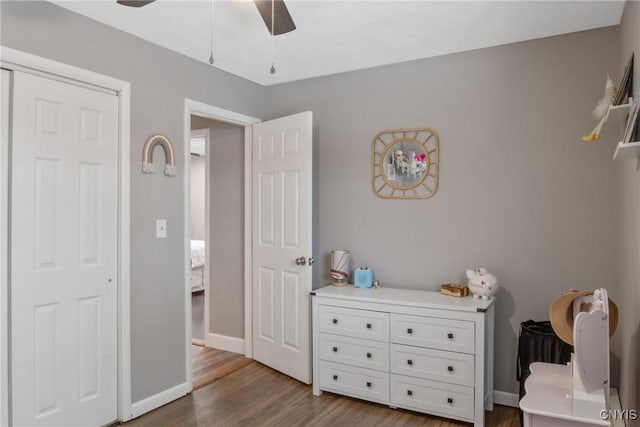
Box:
[381,140,428,188]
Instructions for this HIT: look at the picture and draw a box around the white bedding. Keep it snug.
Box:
[191,240,205,269]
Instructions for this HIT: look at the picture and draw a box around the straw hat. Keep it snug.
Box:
[549,290,619,345]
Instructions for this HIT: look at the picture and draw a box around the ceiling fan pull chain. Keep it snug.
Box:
[209,0,215,65]
[270,0,276,74]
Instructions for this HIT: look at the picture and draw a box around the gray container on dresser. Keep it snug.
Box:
[311,285,495,427]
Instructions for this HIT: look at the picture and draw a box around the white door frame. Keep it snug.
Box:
[1,68,11,427]
[183,99,260,391]
[0,46,132,422]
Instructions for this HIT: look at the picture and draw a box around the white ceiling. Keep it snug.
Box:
[50,0,625,86]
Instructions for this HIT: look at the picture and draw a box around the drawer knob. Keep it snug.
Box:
[407,359,413,366]
[447,365,454,372]
[407,328,413,334]
[447,332,454,339]
[447,397,454,404]
[366,323,372,329]
[333,375,338,380]
[332,347,338,352]
[366,352,372,358]
[332,318,338,324]
[407,390,413,396]
[366,381,372,388]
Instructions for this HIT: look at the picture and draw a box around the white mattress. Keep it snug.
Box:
[191,240,205,269]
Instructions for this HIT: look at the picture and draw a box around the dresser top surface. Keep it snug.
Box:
[313,285,494,312]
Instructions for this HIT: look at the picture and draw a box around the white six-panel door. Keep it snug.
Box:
[10,71,118,426]
[252,111,313,384]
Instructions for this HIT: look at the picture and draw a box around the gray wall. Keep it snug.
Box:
[617,0,640,420]
[0,1,263,403]
[191,116,245,340]
[190,155,206,240]
[265,27,622,395]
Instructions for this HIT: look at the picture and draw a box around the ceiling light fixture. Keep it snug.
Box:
[208,0,215,65]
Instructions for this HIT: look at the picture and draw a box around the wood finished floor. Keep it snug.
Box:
[126,356,520,427]
[191,345,253,391]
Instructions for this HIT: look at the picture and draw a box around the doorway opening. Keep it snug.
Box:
[189,117,244,352]
[185,104,258,391]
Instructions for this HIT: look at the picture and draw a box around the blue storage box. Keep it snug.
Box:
[354,268,374,288]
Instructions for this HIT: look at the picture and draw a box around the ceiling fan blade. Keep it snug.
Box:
[254,0,296,35]
[117,0,155,7]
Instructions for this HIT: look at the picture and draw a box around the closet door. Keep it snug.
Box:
[10,71,118,426]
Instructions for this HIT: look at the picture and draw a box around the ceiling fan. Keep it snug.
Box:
[116,0,296,35]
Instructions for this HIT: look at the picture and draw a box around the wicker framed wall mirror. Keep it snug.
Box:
[371,127,440,199]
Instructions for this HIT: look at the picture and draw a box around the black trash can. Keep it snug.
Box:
[516,320,573,425]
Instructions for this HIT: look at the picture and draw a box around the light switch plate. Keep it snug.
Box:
[156,219,167,238]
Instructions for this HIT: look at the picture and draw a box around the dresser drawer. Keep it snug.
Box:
[319,333,389,371]
[390,313,475,354]
[390,344,474,386]
[319,305,389,342]
[319,360,389,403]
[390,374,474,422]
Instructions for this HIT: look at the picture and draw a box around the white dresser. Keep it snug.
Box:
[311,285,495,427]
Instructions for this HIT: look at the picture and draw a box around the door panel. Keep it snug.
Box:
[282,270,300,349]
[258,266,276,341]
[34,158,60,269]
[33,303,59,419]
[77,296,101,401]
[258,172,275,245]
[10,71,118,426]
[78,162,101,265]
[252,111,312,384]
[282,170,300,248]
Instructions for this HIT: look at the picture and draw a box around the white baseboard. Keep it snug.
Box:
[493,390,519,407]
[130,382,189,419]
[205,333,245,354]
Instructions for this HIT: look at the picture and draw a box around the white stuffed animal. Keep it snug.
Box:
[466,268,499,300]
